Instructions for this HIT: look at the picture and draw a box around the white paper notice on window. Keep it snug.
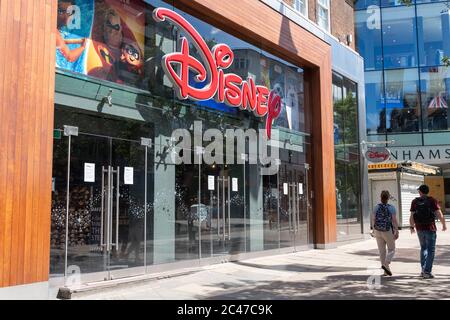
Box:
[208,175,215,191]
[232,178,238,192]
[283,183,288,195]
[124,167,134,185]
[84,163,95,182]
[299,183,304,195]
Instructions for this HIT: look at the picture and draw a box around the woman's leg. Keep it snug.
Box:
[375,231,387,266]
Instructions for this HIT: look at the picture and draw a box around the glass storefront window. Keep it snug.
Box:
[356,7,383,71]
[333,72,362,238]
[365,71,386,134]
[420,66,450,131]
[381,6,418,69]
[416,3,450,67]
[384,68,421,132]
[52,0,315,281]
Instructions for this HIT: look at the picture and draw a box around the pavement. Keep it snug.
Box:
[72,224,450,300]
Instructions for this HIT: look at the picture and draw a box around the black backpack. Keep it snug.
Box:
[413,197,436,224]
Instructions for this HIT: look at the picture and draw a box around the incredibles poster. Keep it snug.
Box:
[56,0,145,88]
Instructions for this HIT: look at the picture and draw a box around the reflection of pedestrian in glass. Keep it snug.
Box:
[56,0,86,62]
[125,216,143,265]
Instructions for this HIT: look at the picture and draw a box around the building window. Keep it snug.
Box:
[294,0,308,17]
[235,58,249,69]
[381,5,418,69]
[317,0,330,32]
[416,2,450,67]
[420,66,450,132]
[384,68,421,133]
[355,7,383,71]
[333,72,362,238]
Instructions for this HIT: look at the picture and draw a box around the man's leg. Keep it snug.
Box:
[417,231,427,272]
[423,231,437,274]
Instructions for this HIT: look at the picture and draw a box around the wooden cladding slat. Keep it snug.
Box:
[175,0,336,244]
[0,0,56,288]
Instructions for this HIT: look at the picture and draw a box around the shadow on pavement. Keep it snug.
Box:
[196,272,450,300]
[351,245,450,266]
[232,261,368,273]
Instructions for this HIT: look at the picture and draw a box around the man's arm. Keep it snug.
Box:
[409,212,415,234]
[371,207,376,230]
[435,209,447,231]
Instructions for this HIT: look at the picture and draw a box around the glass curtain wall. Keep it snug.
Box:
[355,0,450,146]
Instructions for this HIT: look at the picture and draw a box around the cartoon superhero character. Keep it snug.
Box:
[88,8,124,79]
[112,41,144,86]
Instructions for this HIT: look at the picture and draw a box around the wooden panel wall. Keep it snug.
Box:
[0,0,57,287]
[176,0,337,245]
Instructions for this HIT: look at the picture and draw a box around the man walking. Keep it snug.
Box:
[410,184,447,279]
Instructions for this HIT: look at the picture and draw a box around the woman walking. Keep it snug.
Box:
[372,190,399,276]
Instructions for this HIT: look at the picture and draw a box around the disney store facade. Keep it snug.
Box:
[0,0,368,297]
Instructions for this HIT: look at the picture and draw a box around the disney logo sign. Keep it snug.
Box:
[365,147,391,163]
[152,8,282,139]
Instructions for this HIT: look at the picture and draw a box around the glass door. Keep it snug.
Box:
[279,163,310,250]
[200,163,246,259]
[108,138,146,279]
[63,130,110,283]
[52,126,147,284]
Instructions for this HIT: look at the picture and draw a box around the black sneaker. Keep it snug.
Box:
[422,273,434,279]
[382,265,392,276]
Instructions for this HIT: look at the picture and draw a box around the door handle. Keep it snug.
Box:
[227,178,231,241]
[101,166,105,248]
[115,166,120,248]
[222,177,226,241]
[288,185,293,232]
[217,177,220,237]
[106,166,112,252]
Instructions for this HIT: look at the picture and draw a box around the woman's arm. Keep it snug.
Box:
[371,206,376,229]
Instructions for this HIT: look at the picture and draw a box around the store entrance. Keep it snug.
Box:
[200,163,246,259]
[51,126,151,283]
[279,162,311,250]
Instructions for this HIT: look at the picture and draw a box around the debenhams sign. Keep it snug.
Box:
[390,146,450,164]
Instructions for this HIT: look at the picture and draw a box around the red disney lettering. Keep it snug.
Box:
[153,7,282,139]
[367,151,389,160]
[266,91,282,139]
